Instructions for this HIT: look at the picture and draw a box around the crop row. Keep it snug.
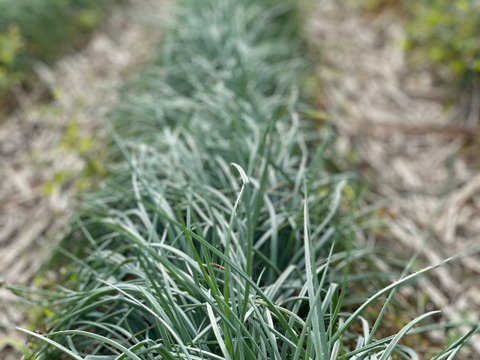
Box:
[15,0,477,358]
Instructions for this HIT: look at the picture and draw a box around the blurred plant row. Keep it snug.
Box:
[0,0,124,109]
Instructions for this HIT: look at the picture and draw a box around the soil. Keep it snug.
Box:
[0,1,167,358]
[307,1,480,357]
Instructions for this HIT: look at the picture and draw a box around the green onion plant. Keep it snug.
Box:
[13,0,479,358]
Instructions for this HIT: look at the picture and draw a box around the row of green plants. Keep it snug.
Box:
[0,0,124,109]
[350,0,480,92]
[13,0,478,358]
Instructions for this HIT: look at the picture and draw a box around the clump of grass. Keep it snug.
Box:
[13,0,479,358]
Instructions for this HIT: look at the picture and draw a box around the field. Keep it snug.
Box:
[1,0,480,359]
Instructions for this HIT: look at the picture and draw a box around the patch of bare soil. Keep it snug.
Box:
[307,0,480,357]
[0,1,168,358]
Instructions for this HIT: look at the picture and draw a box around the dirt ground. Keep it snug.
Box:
[307,0,480,356]
[0,1,166,358]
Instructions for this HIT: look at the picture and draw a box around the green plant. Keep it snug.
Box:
[12,0,478,358]
[40,118,107,196]
[0,24,24,93]
[404,0,480,88]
